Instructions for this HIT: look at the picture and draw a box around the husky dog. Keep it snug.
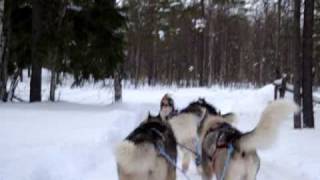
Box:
[168,98,234,172]
[115,115,177,180]
[159,94,178,121]
[198,100,298,180]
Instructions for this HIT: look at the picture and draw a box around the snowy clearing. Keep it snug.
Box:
[0,75,320,180]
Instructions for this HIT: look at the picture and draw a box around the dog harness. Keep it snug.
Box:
[220,143,234,180]
[205,123,239,180]
[150,128,191,180]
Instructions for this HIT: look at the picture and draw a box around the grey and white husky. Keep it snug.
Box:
[115,115,177,180]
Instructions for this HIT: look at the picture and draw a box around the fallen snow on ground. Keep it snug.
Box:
[1,73,319,180]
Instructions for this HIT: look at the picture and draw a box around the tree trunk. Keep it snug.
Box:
[0,36,8,101]
[302,0,315,128]
[207,9,214,86]
[20,70,23,82]
[49,1,66,102]
[199,0,205,86]
[49,49,58,102]
[293,0,302,129]
[152,37,157,86]
[0,0,10,102]
[28,67,31,77]
[0,0,5,101]
[7,69,21,101]
[30,0,42,102]
[49,70,57,102]
[276,0,281,71]
[134,45,141,88]
[114,64,122,102]
[193,34,198,86]
[49,50,58,102]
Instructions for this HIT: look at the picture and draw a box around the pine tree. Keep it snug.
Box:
[64,0,125,83]
[33,0,126,101]
[0,0,10,101]
[293,0,302,129]
[302,0,315,128]
[30,0,43,102]
[1,0,31,102]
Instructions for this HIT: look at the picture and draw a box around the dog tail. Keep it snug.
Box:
[115,140,157,173]
[238,100,299,151]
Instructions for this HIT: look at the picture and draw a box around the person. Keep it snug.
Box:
[159,94,177,121]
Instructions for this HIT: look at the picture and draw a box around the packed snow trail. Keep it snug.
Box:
[1,82,319,180]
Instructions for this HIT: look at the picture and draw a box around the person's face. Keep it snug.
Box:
[161,99,173,116]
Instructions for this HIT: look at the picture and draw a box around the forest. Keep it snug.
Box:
[0,0,319,127]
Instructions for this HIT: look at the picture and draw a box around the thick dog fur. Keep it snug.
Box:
[167,98,232,172]
[199,100,299,180]
[116,141,157,174]
[238,100,299,151]
[115,115,177,180]
[168,113,202,172]
[169,113,201,144]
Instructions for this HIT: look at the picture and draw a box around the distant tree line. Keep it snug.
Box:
[122,0,317,128]
[123,0,319,89]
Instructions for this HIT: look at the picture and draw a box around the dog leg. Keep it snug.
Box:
[117,165,131,180]
[201,174,213,180]
[182,150,191,172]
[166,166,176,180]
[246,173,258,180]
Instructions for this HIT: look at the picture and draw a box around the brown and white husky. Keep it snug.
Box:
[198,100,298,180]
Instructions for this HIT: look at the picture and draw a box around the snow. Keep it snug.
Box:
[193,18,206,32]
[158,30,165,41]
[1,73,320,180]
[170,2,181,7]
[66,3,82,12]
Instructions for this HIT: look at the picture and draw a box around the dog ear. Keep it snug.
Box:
[197,97,206,104]
[222,113,236,124]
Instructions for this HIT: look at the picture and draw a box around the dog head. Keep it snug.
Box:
[196,98,220,115]
[129,114,174,144]
[119,115,177,176]
[146,112,162,122]
[180,98,219,118]
[182,98,235,135]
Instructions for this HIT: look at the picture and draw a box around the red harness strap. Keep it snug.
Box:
[210,144,228,171]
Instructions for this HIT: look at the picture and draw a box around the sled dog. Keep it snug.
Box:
[198,100,298,180]
[115,115,177,180]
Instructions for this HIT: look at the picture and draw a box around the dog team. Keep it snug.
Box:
[115,94,298,180]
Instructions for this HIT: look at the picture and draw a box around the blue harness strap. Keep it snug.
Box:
[220,143,234,180]
[177,142,197,156]
[150,128,191,180]
[156,143,191,180]
[194,136,202,166]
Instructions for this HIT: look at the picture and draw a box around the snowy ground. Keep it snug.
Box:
[1,71,320,180]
